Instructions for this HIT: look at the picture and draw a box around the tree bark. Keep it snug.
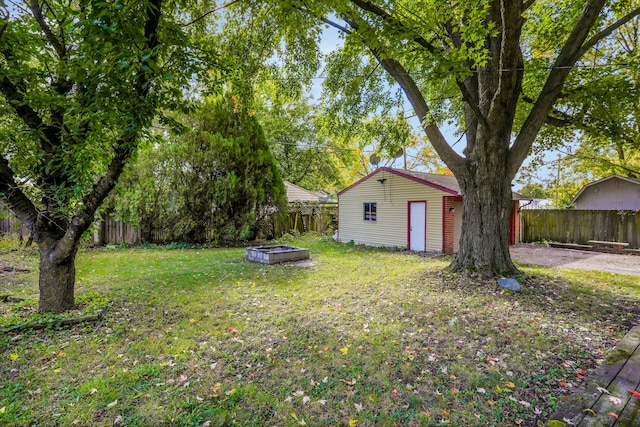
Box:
[450,164,517,277]
[38,242,77,313]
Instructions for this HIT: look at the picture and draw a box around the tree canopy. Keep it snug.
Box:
[259,0,640,276]
[0,0,218,312]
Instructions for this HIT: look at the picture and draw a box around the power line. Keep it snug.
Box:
[255,62,638,83]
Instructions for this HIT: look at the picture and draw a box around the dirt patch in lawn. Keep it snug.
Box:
[511,244,640,276]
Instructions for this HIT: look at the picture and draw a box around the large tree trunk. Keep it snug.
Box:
[37,240,77,313]
[450,164,518,278]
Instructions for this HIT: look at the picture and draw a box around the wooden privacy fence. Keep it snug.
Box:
[94,217,142,245]
[522,209,640,249]
[0,204,28,239]
[273,202,337,236]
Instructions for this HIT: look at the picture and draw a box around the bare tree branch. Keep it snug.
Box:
[578,7,640,57]
[184,0,241,27]
[349,0,440,54]
[28,0,66,57]
[522,0,536,12]
[317,15,352,35]
[0,8,9,41]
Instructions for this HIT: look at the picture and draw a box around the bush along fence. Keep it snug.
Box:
[0,202,337,245]
[521,209,640,249]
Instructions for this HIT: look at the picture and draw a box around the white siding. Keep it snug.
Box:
[574,179,640,210]
[338,171,449,252]
[285,182,320,202]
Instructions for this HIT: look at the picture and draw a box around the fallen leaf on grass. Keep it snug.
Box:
[318,399,327,406]
[608,396,622,405]
[476,387,486,394]
[9,353,19,361]
[348,419,358,427]
[290,412,307,426]
[0,407,5,414]
[114,415,123,424]
[508,396,531,407]
[596,387,611,395]
[302,396,310,404]
[293,390,305,397]
[505,382,515,388]
[354,402,363,413]
[90,388,98,395]
[340,346,349,355]
[107,400,118,408]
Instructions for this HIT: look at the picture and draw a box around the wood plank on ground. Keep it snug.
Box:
[578,345,640,426]
[549,326,640,426]
[615,392,640,427]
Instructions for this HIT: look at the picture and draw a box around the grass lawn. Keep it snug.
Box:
[1,235,639,426]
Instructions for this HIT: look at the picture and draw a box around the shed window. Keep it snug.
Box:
[363,202,377,221]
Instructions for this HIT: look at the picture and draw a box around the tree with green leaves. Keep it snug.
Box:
[255,87,347,192]
[522,4,640,185]
[0,1,213,312]
[266,0,640,277]
[110,93,287,243]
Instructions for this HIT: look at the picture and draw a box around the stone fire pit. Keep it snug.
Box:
[246,245,310,265]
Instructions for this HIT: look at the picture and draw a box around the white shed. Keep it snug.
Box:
[337,167,524,253]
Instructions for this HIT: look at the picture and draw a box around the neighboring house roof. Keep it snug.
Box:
[284,181,324,203]
[571,175,640,205]
[338,167,530,200]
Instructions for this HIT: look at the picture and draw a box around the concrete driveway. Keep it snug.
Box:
[510,244,640,277]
